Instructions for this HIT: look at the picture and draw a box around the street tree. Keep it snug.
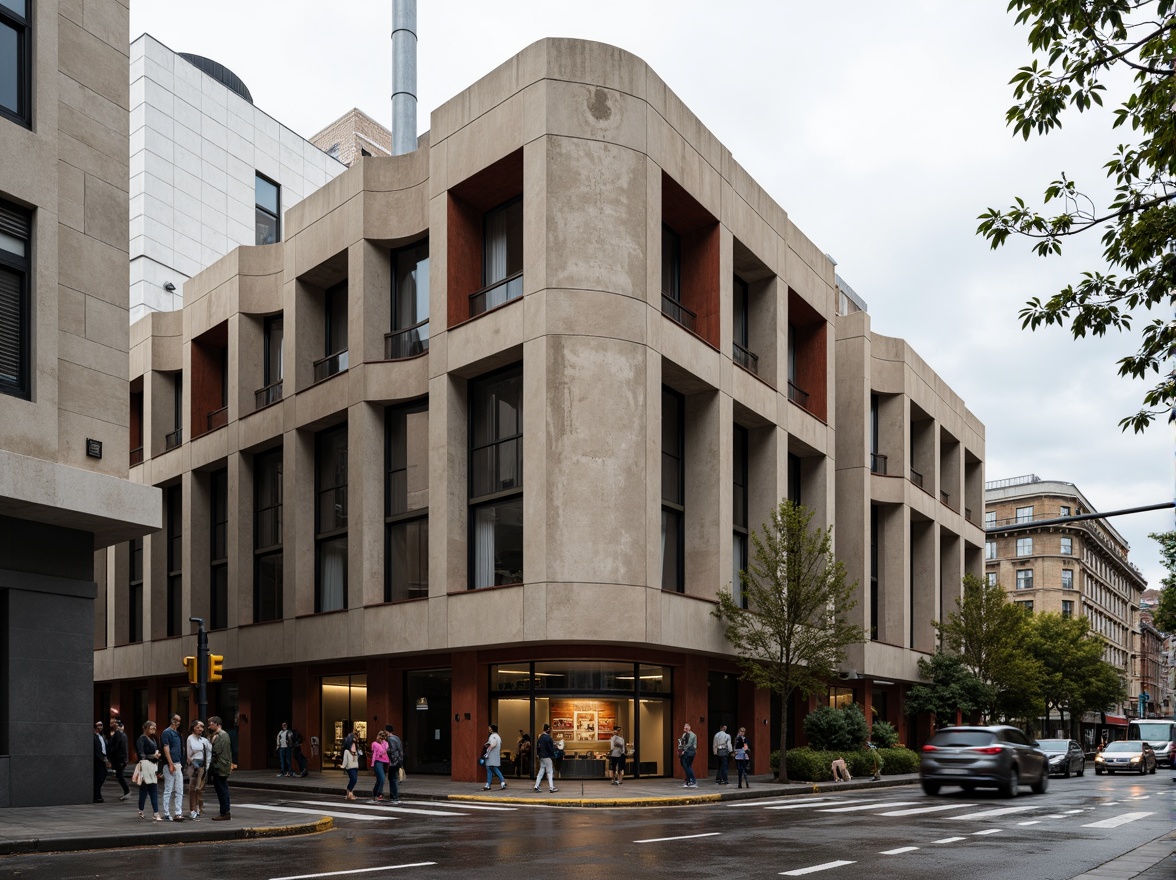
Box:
[713,500,865,782]
[1149,530,1176,632]
[906,649,993,727]
[976,0,1176,432]
[937,575,1044,722]
[1025,612,1125,737]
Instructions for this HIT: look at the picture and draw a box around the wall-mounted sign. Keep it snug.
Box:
[85,438,103,459]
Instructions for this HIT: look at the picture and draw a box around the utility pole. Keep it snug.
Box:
[190,616,208,723]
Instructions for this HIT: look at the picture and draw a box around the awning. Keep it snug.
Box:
[1104,714,1128,726]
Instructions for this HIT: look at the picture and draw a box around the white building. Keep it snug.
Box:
[129,35,347,321]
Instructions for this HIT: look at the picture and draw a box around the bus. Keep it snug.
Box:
[1127,720,1176,768]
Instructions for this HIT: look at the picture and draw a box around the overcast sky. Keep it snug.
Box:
[130,1,1173,588]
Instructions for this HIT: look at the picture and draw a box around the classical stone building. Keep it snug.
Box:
[310,107,393,168]
[0,1,160,806]
[94,38,984,780]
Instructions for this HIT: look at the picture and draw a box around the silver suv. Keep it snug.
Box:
[920,725,1049,798]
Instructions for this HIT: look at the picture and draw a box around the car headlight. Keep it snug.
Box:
[1095,755,1104,763]
[1130,756,1140,763]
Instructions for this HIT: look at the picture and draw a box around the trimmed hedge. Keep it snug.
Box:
[769,746,919,781]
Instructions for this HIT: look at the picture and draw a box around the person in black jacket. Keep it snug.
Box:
[532,723,558,793]
[108,720,130,800]
[93,721,110,802]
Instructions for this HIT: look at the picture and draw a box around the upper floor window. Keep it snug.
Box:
[471,197,523,315]
[986,572,998,587]
[985,511,996,528]
[165,486,182,638]
[0,198,31,398]
[1062,600,1074,619]
[314,281,348,382]
[470,366,523,588]
[733,424,749,609]
[388,240,429,359]
[165,372,183,450]
[1060,536,1073,555]
[1015,505,1034,523]
[1015,599,1034,612]
[1061,568,1074,590]
[1016,569,1033,590]
[1016,537,1033,556]
[254,448,283,622]
[0,0,30,128]
[128,537,144,644]
[386,401,429,601]
[732,274,758,374]
[985,540,996,560]
[257,315,283,408]
[210,469,228,630]
[1060,505,1071,517]
[661,387,685,593]
[315,425,348,612]
[255,173,280,245]
[661,225,693,330]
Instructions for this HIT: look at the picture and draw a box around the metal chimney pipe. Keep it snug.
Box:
[391,0,417,156]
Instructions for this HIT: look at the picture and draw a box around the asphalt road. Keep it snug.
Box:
[3,771,1172,879]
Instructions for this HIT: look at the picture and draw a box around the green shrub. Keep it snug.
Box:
[870,720,899,748]
[879,747,919,774]
[803,706,848,750]
[778,747,830,781]
[771,744,919,780]
[843,703,869,747]
[770,749,780,776]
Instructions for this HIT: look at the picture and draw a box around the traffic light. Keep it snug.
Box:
[183,655,198,684]
[209,654,224,682]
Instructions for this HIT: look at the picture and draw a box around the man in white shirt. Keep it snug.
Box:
[712,724,733,785]
[276,722,293,777]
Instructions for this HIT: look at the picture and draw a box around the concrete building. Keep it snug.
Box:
[128,35,347,322]
[94,38,984,780]
[985,475,1147,724]
[310,107,393,167]
[0,0,160,806]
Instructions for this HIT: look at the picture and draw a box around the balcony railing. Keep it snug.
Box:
[469,273,523,317]
[870,452,888,475]
[787,380,809,409]
[910,468,924,489]
[206,406,228,432]
[965,506,973,522]
[129,446,143,466]
[165,428,182,451]
[255,381,283,410]
[733,341,759,375]
[313,349,349,383]
[661,293,697,333]
[385,320,430,360]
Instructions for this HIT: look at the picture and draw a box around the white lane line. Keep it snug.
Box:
[817,801,920,813]
[760,797,839,810]
[878,803,978,817]
[949,806,1037,820]
[235,804,392,822]
[1017,821,1041,826]
[270,865,436,880]
[293,799,468,817]
[1082,812,1155,828]
[932,836,967,844]
[780,861,856,876]
[635,832,722,844]
[1062,809,1085,814]
[1127,795,1151,800]
[1042,814,1066,818]
[880,846,919,855]
[431,802,517,811]
[1104,802,1119,805]
[973,829,1002,836]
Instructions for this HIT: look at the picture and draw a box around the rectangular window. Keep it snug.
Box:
[1062,568,1074,590]
[869,394,885,474]
[0,198,31,398]
[253,448,283,622]
[210,469,228,630]
[257,315,283,408]
[985,540,996,560]
[1062,600,1073,619]
[986,572,998,587]
[1015,505,1034,523]
[128,537,143,644]
[1060,536,1072,555]
[1060,505,1071,517]
[788,452,802,506]
[732,275,756,373]
[985,511,996,528]
[1016,600,1034,612]
[470,366,523,588]
[1016,569,1033,590]
[255,173,280,245]
[315,425,348,612]
[0,0,30,128]
[472,197,522,314]
[166,486,182,638]
[661,387,684,592]
[389,239,429,359]
[1016,537,1033,556]
[733,424,749,608]
[165,372,183,449]
[660,225,694,331]
[386,401,429,601]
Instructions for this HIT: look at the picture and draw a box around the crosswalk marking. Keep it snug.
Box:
[1062,809,1085,814]
[780,861,855,876]
[816,801,920,813]
[1082,812,1155,828]
[235,804,393,822]
[878,803,978,817]
[932,836,966,844]
[948,806,1037,820]
[880,846,918,855]
[293,799,469,817]
[973,829,1002,836]
[1016,821,1041,826]
[635,832,722,844]
[762,797,838,810]
[270,865,436,880]
[432,802,517,811]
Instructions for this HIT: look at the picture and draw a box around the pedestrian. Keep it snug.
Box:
[291,725,309,777]
[207,715,234,820]
[93,721,110,803]
[186,719,210,819]
[109,719,131,801]
[384,724,403,805]
[678,722,698,788]
[160,713,185,821]
[482,724,507,790]
[515,730,532,778]
[733,726,751,788]
[340,724,359,800]
[370,730,390,800]
[134,720,162,820]
[831,756,852,782]
[712,723,732,785]
[275,721,294,777]
[554,732,565,778]
[533,723,559,793]
[608,725,626,785]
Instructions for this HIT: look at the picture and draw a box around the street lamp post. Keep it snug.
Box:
[189,616,208,722]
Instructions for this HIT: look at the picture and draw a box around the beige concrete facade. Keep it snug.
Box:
[94,39,983,778]
[0,0,160,807]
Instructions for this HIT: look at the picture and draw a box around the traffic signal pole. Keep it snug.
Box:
[190,616,208,724]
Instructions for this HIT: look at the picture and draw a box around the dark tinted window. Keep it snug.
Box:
[928,730,995,748]
[1035,739,1070,750]
[0,0,28,127]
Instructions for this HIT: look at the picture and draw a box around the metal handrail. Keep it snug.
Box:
[661,294,696,332]
[910,468,924,489]
[165,428,182,450]
[787,380,809,409]
[733,341,759,374]
[255,381,283,409]
[313,349,349,383]
[130,446,143,466]
[469,273,523,317]
[206,406,228,432]
[870,453,888,475]
[385,320,430,359]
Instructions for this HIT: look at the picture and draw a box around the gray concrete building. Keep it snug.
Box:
[0,0,160,807]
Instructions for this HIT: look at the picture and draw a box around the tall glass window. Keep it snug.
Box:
[1016,537,1033,556]
[732,275,757,373]
[389,240,429,358]
[1061,568,1074,590]
[258,314,283,407]
[321,674,366,771]
[986,540,997,560]
[324,281,348,369]
[788,452,802,505]
[254,448,283,622]
[476,197,522,311]
[0,0,30,128]
[732,424,749,608]
[1060,536,1073,555]
[0,198,31,398]
[210,469,228,630]
[469,366,523,588]
[661,387,684,592]
[128,537,143,644]
[255,173,280,245]
[165,486,182,638]
[1015,505,1034,523]
[1016,569,1034,590]
[316,425,348,612]
[386,401,429,601]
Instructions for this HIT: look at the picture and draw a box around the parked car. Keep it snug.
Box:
[1094,740,1157,775]
[919,725,1048,798]
[1037,739,1086,777]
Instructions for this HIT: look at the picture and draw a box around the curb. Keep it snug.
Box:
[0,816,333,856]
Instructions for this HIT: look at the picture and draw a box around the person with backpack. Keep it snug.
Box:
[384,724,404,805]
[678,722,698,788]
[290,726,308,777]
[533,723,559,793]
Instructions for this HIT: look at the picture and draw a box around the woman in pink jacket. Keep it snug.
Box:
[369,730,391,801]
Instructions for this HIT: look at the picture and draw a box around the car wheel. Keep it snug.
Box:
[1063,761,1071,779]
[999,768,1019,799]
[1031,765,1048,795]
[921,781,940,796]
[1076,759,1085,777]
[1107,769,1115,774]
[960,783,976,792]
